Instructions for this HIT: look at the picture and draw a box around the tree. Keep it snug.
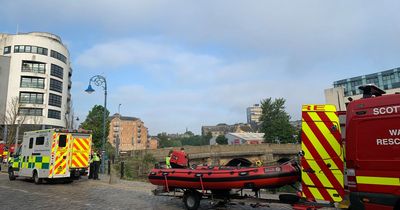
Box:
[259,98,296,143]
[216,135,228,145]
[0,97,26,145]
[80,105,110,149]
[157,132,212,148]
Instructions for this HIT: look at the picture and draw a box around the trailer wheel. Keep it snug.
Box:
[8,168,16,181]
[279,193,299,204]
[183,190,201,210]
[33,171,42,184]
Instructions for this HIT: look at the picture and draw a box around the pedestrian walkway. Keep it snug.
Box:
[92,173,157,194]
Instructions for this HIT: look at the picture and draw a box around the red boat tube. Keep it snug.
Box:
[148,160,300,191]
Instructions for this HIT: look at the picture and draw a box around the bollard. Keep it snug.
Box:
[120,161,125,179]
[108,160,111,175]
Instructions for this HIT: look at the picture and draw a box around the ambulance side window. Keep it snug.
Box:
[59,135,67,147]
[36,137,45,145]
[29,138,34,149]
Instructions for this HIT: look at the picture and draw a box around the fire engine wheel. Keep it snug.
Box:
[8,169,16,181]
[183,190,201,210]
[33,171,43,184]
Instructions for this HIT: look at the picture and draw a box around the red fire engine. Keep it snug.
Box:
[301,85,400,209]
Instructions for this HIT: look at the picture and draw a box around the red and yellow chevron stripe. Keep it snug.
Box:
[301,104,344,202]
[48,132,60,177]
[54,134,70,176]
[70,137,91,168]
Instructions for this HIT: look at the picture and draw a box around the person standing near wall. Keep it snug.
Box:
[165,150,173,169]
[93,151,101,180]
[88,151,94,179]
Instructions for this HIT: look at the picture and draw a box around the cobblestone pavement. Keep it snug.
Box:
[0,172,297,210]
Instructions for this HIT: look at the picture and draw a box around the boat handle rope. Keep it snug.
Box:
[163,174,169,192]
[199,175,205,194]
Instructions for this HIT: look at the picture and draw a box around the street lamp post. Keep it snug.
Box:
[85,75,107,174]
[75,117,80,129]
[116,103,121,159]
[14,118,21,155]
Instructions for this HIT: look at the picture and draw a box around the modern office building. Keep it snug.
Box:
[246,104,262,125]
[108,114,150,151]
[0,32,72,142]
[325,67,400,111]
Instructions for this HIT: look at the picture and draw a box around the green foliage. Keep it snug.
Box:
[259,98,296,143]
[181,135,210,146]
[216,135,228,145]
[157,133,182,148]
[105,142,115,160]
[80,105,110,149]
[157,132,212,148]
[115,153,157,180]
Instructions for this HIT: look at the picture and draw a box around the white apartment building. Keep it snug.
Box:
[0,32,72,131]
[246,104,262,125]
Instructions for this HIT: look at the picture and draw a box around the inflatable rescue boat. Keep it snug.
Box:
[148,151,300,191]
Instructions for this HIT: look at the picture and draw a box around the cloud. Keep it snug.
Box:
[3,1,400,134]
[72,36,345,134]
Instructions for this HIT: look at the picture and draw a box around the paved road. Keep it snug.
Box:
[0,172,294,210]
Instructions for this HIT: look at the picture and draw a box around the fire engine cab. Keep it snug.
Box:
[8,129,92,184]
[301,85,400,210]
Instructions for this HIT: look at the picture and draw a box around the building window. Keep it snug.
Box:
[48,93,62,107]
[50,50,67,63]
[22,61,46,74]
[50,64,64,79]
[14,45,48,55]
[50,79,63,93]
[48,109,61,119]
[382,74,395,84]
[3,46,11,54]
[19,92,44,104]
[20,76,45,89]
[366,77,379,86]
[392,82,400,88]
[19,108,42,116]
[350,80,362,87]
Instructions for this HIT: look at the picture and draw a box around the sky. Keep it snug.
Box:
[1,1,400,135]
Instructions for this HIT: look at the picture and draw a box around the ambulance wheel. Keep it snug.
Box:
[183,190,201,210]
[64,178,73,184]
[8,169,16,181]
[33,171,42,184]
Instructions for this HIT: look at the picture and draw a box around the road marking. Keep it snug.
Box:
[0,185,30,193]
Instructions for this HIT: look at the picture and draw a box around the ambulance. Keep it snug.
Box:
[8,129,92,184]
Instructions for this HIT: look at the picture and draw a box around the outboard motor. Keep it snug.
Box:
[170,151,188,168]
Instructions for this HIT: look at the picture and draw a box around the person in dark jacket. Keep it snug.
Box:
[93,152,101,180]
[88,151,94,179]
